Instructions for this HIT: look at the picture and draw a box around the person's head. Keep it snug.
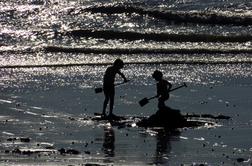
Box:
[113,59,124,69]
[152,70,163,81]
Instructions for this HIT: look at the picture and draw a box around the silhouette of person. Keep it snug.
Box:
[102,59,128,117]
[152,70,172,109]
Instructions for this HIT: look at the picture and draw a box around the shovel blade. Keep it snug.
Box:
[139,98,149,107]
[95,88,103,93]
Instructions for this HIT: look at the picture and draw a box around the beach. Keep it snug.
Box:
[1,0,252,165]
[0,63,252,166]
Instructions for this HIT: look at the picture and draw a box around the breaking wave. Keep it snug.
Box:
[1,60,251,69]
[82,5,252,26]
[1,47,252,69]
[44,46,252,55]
[66,29,252,42]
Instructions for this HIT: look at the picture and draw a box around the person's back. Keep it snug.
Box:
[103,66,118,88]
[152,70,172,109]
[157,79,170,99]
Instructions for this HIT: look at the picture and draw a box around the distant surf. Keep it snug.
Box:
[82,5,252,26]
[44,46,252,55]
[65,29,252,43]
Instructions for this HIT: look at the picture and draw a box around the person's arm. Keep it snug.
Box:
[167,81,172,90]
[118,70,128,82]
[156,83,161,97]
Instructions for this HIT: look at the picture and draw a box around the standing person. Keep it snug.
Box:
[152,70,172,109]
[102,59,128,117]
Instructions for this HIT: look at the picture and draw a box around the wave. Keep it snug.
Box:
[1,59,251,69]
[1,45,252,55]
[66,29,252,42]
[44,46,252,55]
[83,5,252,26]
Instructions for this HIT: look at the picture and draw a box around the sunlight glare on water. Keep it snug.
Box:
[1,1,252,165]
[1,62,251,92]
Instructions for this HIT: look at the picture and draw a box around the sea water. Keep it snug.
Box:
[0,0,252,165]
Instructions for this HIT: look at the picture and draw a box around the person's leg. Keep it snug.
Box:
[158,98,165,109]
[158,95,169,110]
[108,88,115,116]
[102,91,109,115]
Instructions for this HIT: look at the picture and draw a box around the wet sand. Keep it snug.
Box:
[1,80,252,165]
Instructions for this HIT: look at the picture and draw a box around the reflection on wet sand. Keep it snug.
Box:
[102,126,115,157]
[101,125,181,165]
[153,129,181,165]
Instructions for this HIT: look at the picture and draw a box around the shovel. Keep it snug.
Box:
[139,83,187,107]
[95,81,128,93]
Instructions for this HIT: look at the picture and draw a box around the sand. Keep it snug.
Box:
[0,65,252,166]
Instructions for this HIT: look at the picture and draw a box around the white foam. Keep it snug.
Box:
[180,136,189,140]
[2,131,15,136]
[0,99,12,104]
[25,111,38,116]
[193,137,205,141]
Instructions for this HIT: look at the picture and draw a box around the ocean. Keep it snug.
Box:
[1,0,252,165]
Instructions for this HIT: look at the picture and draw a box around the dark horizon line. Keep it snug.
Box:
[1,60,251,69]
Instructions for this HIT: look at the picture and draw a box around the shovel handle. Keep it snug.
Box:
[94,81,129,93]
[169,82,187,92]
[148,83,187,97]
[139,83,187,106]
[148,95,158,100]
